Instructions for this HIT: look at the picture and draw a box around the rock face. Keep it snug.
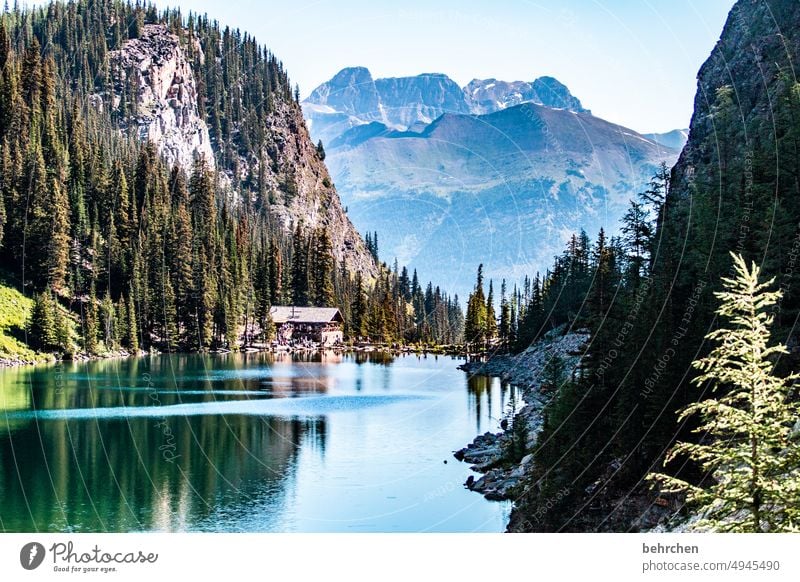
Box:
[256,98,379,279]
[306,66,381,120]
[106,24,214,170]
[100,26,377,280]
[305,67,471,144]
[668,0,800,205]
[642,128,689,150]
[373,73,470,127]
[464,76,589,115]
[305,68,589,142]
[304,67,678,298]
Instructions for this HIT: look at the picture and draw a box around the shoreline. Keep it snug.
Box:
[0,342,466,370]
[454,330,683,532]
[453,330,590,513]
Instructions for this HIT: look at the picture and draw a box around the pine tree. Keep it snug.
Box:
[28,290,58,351]
[464,265,487,346]
[541,353,565,393]
[115,298,128,348]
[269,242,283,305]
[351,271,368,339]
[100,293,116,349]
[485,279,498,340]
[126,291,139,353]
[312,228,335,306]
[83,290,99,356]
[649,254,800,532]
[291,223,309,305]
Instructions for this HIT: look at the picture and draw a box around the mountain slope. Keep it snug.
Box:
[507,0,800,532]
[326,102,678,297]
[102,25,376,279]
[642,128,689,150]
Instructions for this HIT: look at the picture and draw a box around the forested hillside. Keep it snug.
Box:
[0,0,463,357]
[460,0,800,531]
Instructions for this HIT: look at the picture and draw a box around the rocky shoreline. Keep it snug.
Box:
[454,330,589,504]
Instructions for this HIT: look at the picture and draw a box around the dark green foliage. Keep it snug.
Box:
[509,0,800,529]
[464,265,488,345]
[364,231,379,262]
[27,290,65,352]
[540,352,565,394]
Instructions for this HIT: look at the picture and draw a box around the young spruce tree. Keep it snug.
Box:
[649,253,800,532]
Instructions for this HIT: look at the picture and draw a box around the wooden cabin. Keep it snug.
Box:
[270,306,344,346]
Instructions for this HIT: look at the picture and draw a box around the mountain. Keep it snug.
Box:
[304,67,678,297]
[463,76,589,115]
[101,24,215,170]
[373,73,470,127]
[303,67,588,144]
[99,25,376,279]
[305,67,470,144]
[642,128,689,150]
[324,102,679,298]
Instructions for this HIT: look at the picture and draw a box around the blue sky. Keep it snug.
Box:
[166,0,733,132]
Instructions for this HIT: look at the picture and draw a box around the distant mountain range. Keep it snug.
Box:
[303,68,683,298]
[304,67,591,143]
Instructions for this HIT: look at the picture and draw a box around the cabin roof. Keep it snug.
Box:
[270,306,343,324]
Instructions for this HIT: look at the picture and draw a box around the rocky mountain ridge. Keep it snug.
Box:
[303,66,588,144]
[464,76,589,115]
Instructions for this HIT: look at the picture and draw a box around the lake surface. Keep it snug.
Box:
[0,352,517,532]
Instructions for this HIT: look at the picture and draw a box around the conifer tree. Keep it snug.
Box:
[485,279,498,340]
[100,293,116,349]
[269,242,283,305]
[126,291,139,353]
[291,223,309,305]
[351,271,368,339]
[83,290,99,355]
[312,228,335,306]
[649,254,800,532]
[465,265,488,346]
[28,290,58,351]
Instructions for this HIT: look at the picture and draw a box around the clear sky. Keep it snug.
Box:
[163,0,734,132]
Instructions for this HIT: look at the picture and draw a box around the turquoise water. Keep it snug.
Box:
[0,352,514,532]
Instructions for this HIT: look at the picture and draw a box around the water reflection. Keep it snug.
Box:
[0,413,324,531]
[0,352,509,532]
[466,375,519,433]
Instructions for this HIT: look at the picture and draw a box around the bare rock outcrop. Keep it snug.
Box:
[104,24,214,170]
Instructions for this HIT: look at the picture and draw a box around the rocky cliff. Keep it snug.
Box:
[304,67,591,145]
[100,25,377,280]
[104,24,214,170]
[668,0,800,207]
[256,97,380,278]
[304,67,471,143]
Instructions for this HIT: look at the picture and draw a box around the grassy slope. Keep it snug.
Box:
[0,282,38,361]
